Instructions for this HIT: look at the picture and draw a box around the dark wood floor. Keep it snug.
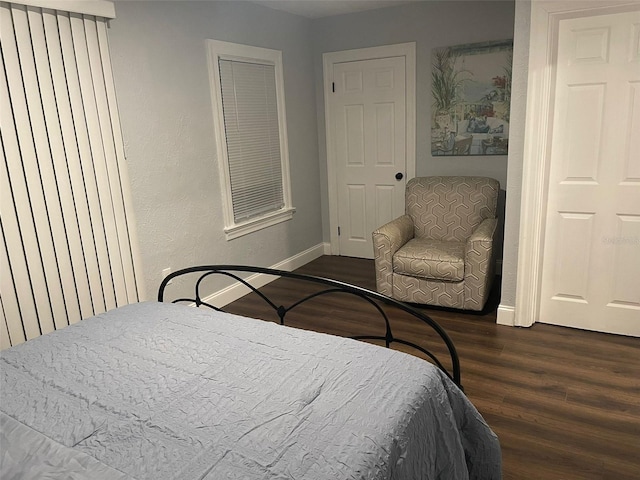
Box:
[225,255,640,480]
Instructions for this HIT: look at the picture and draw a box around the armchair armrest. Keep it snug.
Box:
[372,215,414,296]
[373,214,414,255]
[464,217,498,310]
[467,217,497,246]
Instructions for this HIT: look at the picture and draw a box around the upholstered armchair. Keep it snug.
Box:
[372,176,499,311]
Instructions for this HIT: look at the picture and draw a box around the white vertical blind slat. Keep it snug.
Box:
[13,4,63,335]
[0,155,28,346]
[2,4,54,338]
[69,12,116,311]
[97,19,141,303]
[84,16,128,306]
[57,10,105,316]
[28,6,81,329]
[0,295,12,350]
[42,9,93,320]
[18,5,72,335]
[1,42,30,347]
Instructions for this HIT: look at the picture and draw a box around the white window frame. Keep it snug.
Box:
[207,40,294,240]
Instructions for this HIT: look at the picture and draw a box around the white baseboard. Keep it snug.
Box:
[202,243,327,308]
[496,304,515,326]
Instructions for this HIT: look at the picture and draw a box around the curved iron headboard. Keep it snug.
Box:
[158,265,461,388]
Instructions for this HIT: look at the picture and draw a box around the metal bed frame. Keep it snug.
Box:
[158,265,462,388]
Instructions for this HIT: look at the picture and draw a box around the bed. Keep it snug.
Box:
[0,265,501,479]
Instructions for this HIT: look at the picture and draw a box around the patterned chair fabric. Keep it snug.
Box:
[372,176,499,311]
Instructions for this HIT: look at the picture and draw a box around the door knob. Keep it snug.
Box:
[395,172,404,180]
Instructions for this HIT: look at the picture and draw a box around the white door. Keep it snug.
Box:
[329,56,407,258]
[539,10,640,336]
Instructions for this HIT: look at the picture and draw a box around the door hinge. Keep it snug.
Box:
[332,82,335,93]
[337,226,341,236]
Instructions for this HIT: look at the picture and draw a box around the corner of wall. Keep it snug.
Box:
[201,243,327,307]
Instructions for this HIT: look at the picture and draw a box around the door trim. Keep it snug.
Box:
[515,0,639,327]
[323,43,416,255]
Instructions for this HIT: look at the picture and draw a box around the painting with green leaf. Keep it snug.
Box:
[431,39,513,156]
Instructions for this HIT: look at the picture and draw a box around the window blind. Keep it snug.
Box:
[218,59,284,222]
[0,1,142,348]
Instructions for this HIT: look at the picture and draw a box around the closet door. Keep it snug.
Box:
[539,9,640,336]
[1,1,143,347]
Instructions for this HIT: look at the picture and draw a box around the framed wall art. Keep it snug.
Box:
[431,39,513,156]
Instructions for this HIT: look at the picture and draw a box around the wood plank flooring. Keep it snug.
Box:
[225,255,640,480]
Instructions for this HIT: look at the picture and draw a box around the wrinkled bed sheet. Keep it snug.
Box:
[0,302,501,479]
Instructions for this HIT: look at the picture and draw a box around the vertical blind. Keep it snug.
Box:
[0,1,142,349]
[218,59,284,222]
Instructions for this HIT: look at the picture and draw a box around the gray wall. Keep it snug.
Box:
[312,1,516,261]
[108,0,523,309]
[108,1,322,299]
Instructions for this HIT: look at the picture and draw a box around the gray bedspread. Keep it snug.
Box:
[0,302,501,479]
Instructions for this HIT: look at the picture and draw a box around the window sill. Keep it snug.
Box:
[224,207,296,240]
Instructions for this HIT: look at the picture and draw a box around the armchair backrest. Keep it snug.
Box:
[406,176,499,242]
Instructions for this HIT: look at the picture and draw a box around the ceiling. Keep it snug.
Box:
[249,0,424,19]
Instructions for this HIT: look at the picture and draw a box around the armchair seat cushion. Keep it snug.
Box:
[393,238,465,282]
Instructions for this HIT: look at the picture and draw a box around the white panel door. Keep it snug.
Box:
[540,10,640,336]
[330,56,406,259]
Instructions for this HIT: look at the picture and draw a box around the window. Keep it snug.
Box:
[1,0,143,348]
[207,40,294,240]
